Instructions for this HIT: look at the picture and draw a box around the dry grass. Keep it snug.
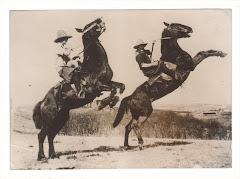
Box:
[10,106,232,169]
[59,108,231,140]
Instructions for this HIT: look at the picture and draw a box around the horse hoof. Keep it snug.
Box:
[120,89,125,94]
[49,154,60,159]
[124,145,132,150]
[138,145,144,150]
[37,157,48,163]
[219,52,227,57]
[98,105,104,110]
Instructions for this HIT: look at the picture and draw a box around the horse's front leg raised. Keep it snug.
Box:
[97,81,125,110]
[108,81,125,108]
[192,50,227,70]
[111,81,125,94]
[97,83,117,110]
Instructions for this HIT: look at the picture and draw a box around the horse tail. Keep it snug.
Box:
[33,101,43,129]
[113,96,131,128]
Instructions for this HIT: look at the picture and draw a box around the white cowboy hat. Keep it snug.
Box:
[54,30,72,43]
[133,39,147,49]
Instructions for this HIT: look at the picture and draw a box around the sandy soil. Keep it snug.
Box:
[10,130,232,170]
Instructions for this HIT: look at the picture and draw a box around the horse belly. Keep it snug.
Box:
[130,88,153,117]
[150,72,190,101]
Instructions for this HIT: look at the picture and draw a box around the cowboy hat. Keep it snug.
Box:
[54,30,72,43]
[133,39,147,49]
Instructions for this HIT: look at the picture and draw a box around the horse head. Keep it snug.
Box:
[163,22,193,39]
[76,17,106,43]
[161,22,194,68]
[75,17,112,89]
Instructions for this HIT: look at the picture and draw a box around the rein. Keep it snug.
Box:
[159,37,172,40]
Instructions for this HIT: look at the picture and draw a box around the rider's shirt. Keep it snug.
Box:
[136,49,156,77]
[55,44,78,73]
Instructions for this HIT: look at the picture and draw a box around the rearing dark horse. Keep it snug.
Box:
[76,18,125,109]
[113,22,227,149]
[33,18,125,161]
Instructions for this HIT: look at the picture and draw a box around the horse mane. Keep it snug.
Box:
[161,28,170,38]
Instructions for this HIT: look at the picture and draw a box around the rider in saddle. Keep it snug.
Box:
[134,39,177,87]
[54,30,85,103]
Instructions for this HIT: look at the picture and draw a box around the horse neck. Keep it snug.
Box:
[161,30,181,51]
[83,39,108,67]
[161,30,184,62]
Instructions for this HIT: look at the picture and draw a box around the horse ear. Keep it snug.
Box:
[75,28,83,33]
[163,22,169,27]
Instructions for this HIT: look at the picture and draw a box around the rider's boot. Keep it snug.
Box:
[175,70,183,81]
[57,100,63,112]
[72,79,86,99]
[71,69,86,99]
[78,79,87,99]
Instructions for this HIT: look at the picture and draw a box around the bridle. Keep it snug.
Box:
[77,22,105,56]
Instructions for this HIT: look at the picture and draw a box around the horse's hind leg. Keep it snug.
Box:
[48,111,70,159]
[48,131,58,159]
[98,82,125,110]
[191,50,227,70]
[38,128,47,161]
[132,116,149,150]
[124,120,133,147]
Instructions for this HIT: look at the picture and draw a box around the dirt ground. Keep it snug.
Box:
[10,130,232,169]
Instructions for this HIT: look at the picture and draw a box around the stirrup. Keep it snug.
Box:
[78,91,85,99]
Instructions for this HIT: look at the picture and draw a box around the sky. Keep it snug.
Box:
[10,9,232,108]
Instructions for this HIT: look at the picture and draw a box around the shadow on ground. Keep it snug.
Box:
[57,141,192,157]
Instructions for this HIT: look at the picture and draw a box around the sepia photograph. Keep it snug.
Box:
[8,9,233,171]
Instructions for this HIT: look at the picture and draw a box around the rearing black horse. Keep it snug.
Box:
[76,18,125,110]
[113,22,227,149]
[32,18,125,161]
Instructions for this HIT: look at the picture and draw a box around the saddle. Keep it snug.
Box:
[147,61,177,86]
